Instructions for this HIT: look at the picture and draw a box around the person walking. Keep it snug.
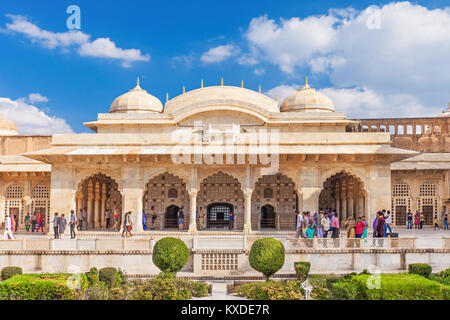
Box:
[122,211,133,237]
[407,210,413,229]
[77,209,83,231]
[59,214,67,238]
[305,220,315,239]
[384,211,393,237]
[321,212,330,238]
[36,212,44,233]
[82,208,88,230]
[31,211,37,232]
[414,211,420,229]
[420,212,425,229]
[178,206,184,231]
[314,213,323,238]
[433,215,440,230]
[149,206,157,229]
[330,213,340,238]
[142,211,147,231]
[113,208,119,230]
[69,210,77,239]
[105,209,111,229]
[355,217,365,238]
[444,213,449,230]
[24,212,31,232]
[295,210,303,238]
[362,216,368,239]
[372,214,378,237]
[345,216,356,238]
[376,211,385,238]
[3,214,15,240]
[228,211,234,230]
[53,212,60,239]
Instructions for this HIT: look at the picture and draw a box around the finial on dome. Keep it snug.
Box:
[201,79,203,88]
[137,77,140,87]
[258,85,261,93]
[166,92,169,103]
[275,95,278,102]
[183,86,185,94]
[221,77,224,86]
[305,76,308,86]
[241,80,244,88]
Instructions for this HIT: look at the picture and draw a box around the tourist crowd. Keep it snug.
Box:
[295,209,397,239]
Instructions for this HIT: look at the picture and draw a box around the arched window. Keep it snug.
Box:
[263,187,273,199]
[168,188,178,198]
[6,184,23,198]
[392,182,410,197]
[32,184,49,198]
[420,181,436,197]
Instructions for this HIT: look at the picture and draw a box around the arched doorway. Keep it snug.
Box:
[5,184,24,230]
[197,172,244,230]
[143,172,189,230]
[76,173,122,230]
[207,203,233,229]
[260,204,275,228]
[319,171,366,224]
[252,173,299,230]
[165,205,180,228]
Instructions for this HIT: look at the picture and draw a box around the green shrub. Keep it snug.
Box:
[130,279,180,300]
[294,262,311,282]
[152,237,190,274]
[83,282,109,300]
[0,274,87,300]
[1,267,22,281]
[353,274,447,300]
[99,267,117,288]
[430,268,450,286]
[108,286,128,300]
[408,264,432,278]
[84,267,99,287]
[235,281,303,300]
[330,280,358,300]
[311,287,329,300]
[249,238,285,281]
[173,279,210,297]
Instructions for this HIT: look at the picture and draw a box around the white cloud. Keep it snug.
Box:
[264,84,300,103]
[253,68,266,76]
[27,93,49,103]
[170,54,195,69]
[0,97,73,134]
[201,44,240,63]
[3,14,149,67]
[242,2,450,109]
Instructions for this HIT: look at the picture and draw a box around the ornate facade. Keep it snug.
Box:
[1,79,449,232]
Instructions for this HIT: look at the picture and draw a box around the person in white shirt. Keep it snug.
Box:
[321,212,331,238]
[384,210,393,236]
[3,214,15,240]
[295,210,304,238]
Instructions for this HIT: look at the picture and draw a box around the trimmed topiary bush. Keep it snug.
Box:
[152,237,190,274]
[294,262,311,282]
[249,238,285,281]
[84,267,99,287]
[99,267,117,288]
[1,267,22,281]
[408,263,432,278]
[235,281,303,300]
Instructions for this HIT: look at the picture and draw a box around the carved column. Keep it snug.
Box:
[76,194,83,215]
[94,181,100,229]
[101,183,106,228]
[188,189,198,233]
[87,180,94,229]
[244,188,253,234]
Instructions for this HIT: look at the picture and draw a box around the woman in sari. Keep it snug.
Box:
[414,212,420,229]
[313,212,323,238]
[36,212,44,233]
[142,211,147,231]
[345,216,356,238]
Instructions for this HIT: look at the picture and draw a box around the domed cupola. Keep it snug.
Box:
[435,102,450,118]
[110,78,163,113]
[280,78,335,113]
[0,114,18,136]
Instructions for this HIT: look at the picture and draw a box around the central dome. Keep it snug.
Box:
[280,78,335,113]
[110,79,163,113]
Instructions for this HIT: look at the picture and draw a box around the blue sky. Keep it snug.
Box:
[0,0,450,133]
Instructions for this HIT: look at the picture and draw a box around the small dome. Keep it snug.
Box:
[110,79,163,113]
[435,102,450,118]
[0,114,18,136]
[280,78,335,113]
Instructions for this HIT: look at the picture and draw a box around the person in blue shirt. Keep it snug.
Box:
[228,211,234,230]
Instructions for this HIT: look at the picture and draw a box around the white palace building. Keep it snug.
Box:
[0,79,448,276]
